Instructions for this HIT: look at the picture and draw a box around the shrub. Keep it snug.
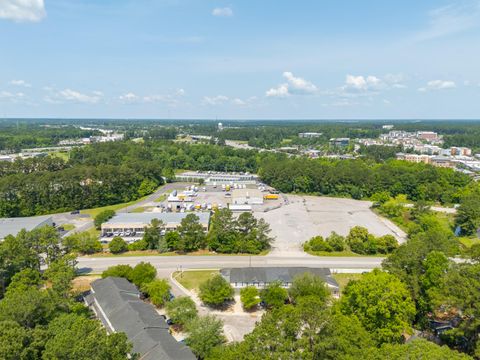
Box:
[166,297,198,326]
[128,239,148,251]
[101,265,133,280]
[304,236,332,252]
[94,210,116,230]
[129,262,157,287]
[109,237,128,254]
[326,232,345,251]
[260,281,288,308]
[141,279,171,307]
[240,286,260,310]
[199,274,234,307]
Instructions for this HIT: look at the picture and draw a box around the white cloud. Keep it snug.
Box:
[266,84,289,98]
[344,75,383,91]
[212,7,233,17]
[418,80,456,92]
[266,72,317,97]
[232,96,257,106]
[119,92,139,102]
[0,90,25,102]
[412,2,480,42]
[0,0,46,22]
[10,79,31,87]
[202,95,229,105]
[45,88,103,104]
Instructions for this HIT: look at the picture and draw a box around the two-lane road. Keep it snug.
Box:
[77,254,384,273]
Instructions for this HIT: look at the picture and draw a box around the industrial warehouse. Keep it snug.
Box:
[0,215,53,241]
[175,171,259,185]
[100,212,211,242]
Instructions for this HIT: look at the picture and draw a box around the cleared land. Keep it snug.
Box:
[256,195,407,256]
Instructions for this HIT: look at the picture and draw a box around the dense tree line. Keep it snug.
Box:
[0,124,99,152]
[0,227,132,359]
[259,157,470,204]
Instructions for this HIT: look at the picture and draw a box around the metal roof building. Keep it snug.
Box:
[85,277,195,360]
[101,212,211,242]
[0,215,53,241]
[221,267,340,295]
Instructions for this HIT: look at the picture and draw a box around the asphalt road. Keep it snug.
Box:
[77,254,383,273]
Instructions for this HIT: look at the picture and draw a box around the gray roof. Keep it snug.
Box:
[89,277,195,360]
[221,267,339,288]
[0,215,53,240]
[103,212,210,226]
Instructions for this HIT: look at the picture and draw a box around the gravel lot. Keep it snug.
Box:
[256,195,407,256]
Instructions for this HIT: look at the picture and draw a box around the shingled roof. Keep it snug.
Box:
[86,277,195,360]
[220,267,339,289]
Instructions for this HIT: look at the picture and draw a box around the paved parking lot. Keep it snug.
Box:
[256,195,406,256]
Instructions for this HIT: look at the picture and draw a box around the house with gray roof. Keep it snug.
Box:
[85,277,195,360]
[220,267,340,297]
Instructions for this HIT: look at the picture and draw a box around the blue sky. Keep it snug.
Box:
[1,0,480,119]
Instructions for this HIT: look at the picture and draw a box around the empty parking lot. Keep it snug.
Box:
[256,195,406,256]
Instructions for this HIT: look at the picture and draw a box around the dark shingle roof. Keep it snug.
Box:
[90,277,195,360]
[220,267,339,289]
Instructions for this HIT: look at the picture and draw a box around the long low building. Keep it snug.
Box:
[85,277,195,360]
[220,267,340,297]
[101,212,210,242]
[0,215,53,241]
[176,171,258,185]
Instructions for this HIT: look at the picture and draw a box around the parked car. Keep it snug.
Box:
[70,210,80,215]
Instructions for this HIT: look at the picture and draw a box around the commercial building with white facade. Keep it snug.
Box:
[100,212,210,242]
[176,171,258,185]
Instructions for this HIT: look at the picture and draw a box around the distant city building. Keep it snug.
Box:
[299,132,322,138]
[329,138,350,147]
[450,147,472,156]
[0,215,53,241]
[416,131,439,142]
[218,122,224,131]
[382,125,394,130]
[85,277,195,360]
[0,155,14,162]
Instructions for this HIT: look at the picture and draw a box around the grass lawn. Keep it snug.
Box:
[71,275,101,293]
[62,223,75,231]
[86,248,270,257]
[305,249,386,257]
[332,273,364,293]
[172,270,219,291]
[130,206,150,213]
[458,237,480,248]
[50,151,70,161]
[80,195,150,218]
[154,194,167,202]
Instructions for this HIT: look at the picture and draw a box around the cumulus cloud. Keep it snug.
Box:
[232,96,257,106]
[202,95,229,105]
[266,72,317,97]
[344,75,383,91]
[418,80,456,92]
[0,0,46,22]
[10,79,31,87]
[212,7,233,17]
